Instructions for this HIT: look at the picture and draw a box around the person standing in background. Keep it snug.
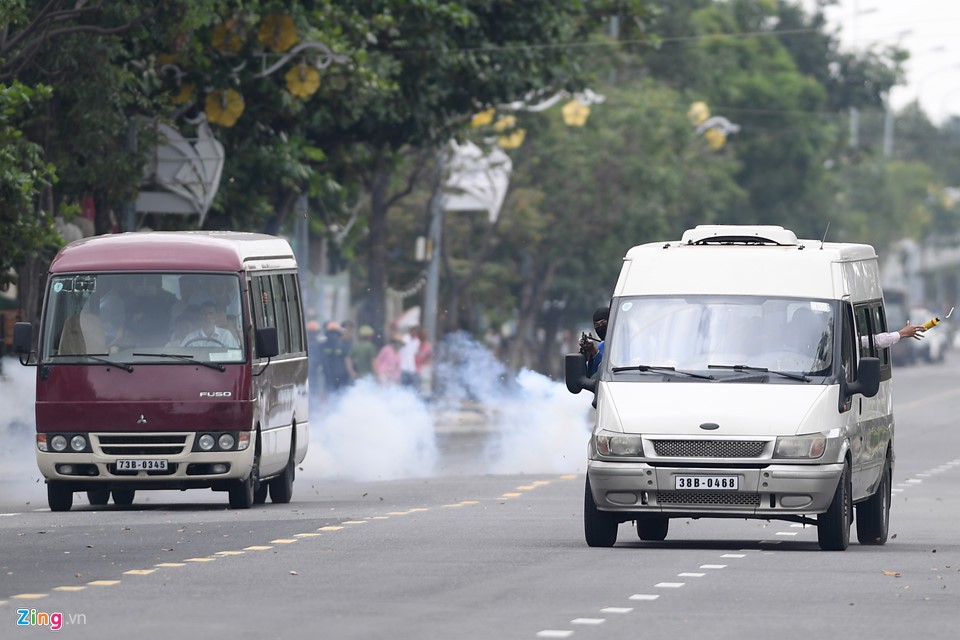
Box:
[414,326,433,396]
[318,321,351,393]
[350,325,378,380]
[374,333,404,385]
[399,325,421,389]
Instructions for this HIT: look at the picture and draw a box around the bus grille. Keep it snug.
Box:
[652,440,766,458]
[97,434,188,456]
[657,491,761,507]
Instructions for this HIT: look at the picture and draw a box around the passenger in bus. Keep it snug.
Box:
[58,299,106,355]
[166,306,201,347]
[179,301,240,348]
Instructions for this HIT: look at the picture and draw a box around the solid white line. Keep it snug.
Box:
[571,618,605,625]
[600,607,633,614]
[536,631,573,639]
[655,582,685,588]
[629,594,660,601]
[700,564,727,569]
[678,572,705,577]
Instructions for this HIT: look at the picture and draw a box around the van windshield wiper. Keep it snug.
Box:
[49,353,133,373]
[708,364,809,382]
[132,352,225,372]
[611,364,715,380]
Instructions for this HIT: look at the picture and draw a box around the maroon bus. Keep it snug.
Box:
[14,231,309,511]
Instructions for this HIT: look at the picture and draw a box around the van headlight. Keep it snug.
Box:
[596,432,644,457]
[774,434,826,459]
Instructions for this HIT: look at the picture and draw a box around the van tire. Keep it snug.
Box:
[636,516,669,541]
[584,477,618,547]
[818,463,851,551]
[856,456,891,545]
[112,489,135,506]
[48,482,73,512]
[87,489,110,506]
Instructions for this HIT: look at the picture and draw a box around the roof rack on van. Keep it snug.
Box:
[680,225,798,247]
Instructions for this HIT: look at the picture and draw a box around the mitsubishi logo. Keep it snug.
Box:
[137,414,148,424]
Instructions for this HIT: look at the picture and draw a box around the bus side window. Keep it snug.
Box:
[282,273,304,353]
[269,274,290,355]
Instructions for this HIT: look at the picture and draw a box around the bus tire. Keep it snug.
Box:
[229,457,258,509]
[269,439,296,504]
[87,489,110,506]
[48,482,73,512]
[112,489,135,506]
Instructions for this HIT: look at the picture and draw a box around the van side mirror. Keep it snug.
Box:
[564,353,597,395]
[848,356,880,398]
[255,327,279,358]
[13,322,32,355]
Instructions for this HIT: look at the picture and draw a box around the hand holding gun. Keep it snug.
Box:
[579,331,599,358]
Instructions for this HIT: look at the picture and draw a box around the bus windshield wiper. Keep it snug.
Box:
[49,353,133,373]
[611,364,715,380]
[132,352,226,372]
[708,364,809,382]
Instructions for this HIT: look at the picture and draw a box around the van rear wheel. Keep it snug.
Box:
[818,463,851,551]
[856,456,891,545]
[584,477,618,547]
[48,482,73,512]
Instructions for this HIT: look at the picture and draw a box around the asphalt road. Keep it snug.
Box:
[1,356,958,639]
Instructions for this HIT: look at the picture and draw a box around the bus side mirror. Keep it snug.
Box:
[13,322,32,355]
[848,357,880,399]
[564,353,597,395]
[255,327,279,358]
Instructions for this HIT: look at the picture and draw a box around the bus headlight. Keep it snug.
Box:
[198,434,216,451]
[51,435,68,452]
[70,435,88,452]
[218,433,236,450]
[774,434,826,459]
[596,432,644,457]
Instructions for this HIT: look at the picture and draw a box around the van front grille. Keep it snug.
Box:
[652,440,766,458]
[657,491,760,507]
[96,434,188,456]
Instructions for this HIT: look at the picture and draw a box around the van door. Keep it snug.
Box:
[851,302,885,501]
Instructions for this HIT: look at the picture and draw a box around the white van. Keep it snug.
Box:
[565,225,892,551]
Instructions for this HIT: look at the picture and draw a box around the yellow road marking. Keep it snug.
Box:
[409,508,429,512]
[371,516,389,520]
[442,504,464,508]
[87,580,121,586]
[560,475,577,480]
[501,493,522,498]
[12,593,48,600]
[123,569,156,576]
[53,586,86,592]
[387,511,410,516]
[214,551,245,556]
[0,600,6,606]
[270,539,297,544]
[155,563,186,567]
[243,546,273,551]
[294,533,323,538]
[317,526,343,531]
[517,485,536,490]
[184,558,215,563]
[343,520,367,524]
[532,481,551,486]
[459,500,480,505]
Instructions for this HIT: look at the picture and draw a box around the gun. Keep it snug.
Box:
[578,331,600,356]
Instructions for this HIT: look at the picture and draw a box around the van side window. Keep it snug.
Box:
[283,273,304,353]
[841,304,856,384]
[872,304,891,368]
[854,304,874,359]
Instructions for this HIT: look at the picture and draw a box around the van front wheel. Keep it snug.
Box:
[636,515,669,541]
[818,463,851,551]
[584,477,618,547]
[856,456,891,545]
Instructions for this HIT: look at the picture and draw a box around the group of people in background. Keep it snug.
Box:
[310,320,432,399]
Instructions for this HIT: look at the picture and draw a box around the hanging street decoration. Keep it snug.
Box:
[286,64,321,99]
[205,88,245,127]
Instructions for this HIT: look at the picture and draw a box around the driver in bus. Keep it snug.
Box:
[179,300,240,348]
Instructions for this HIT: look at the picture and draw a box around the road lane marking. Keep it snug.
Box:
[700,565,727,569]
[501,493,522,498]
[0,513,16,517]
[184,558,215,562]
[53,586,86,592]
[317,526,343,531]
[721,554,746,558]
[12,594,48,600]
[270,539,297,544]
[776,531,798,536]
[459,501,479,505]
[532,481,551,486]
[123,569,156,576]
[517,485,536,490]
[293,533,322,538]
[656,582,685,588]
[443,504,464,508]
[214,550,245,555]
[906,478,923,484]
[87,580,121,586]
[560,475,577,480]
[678,573,705,577]
[343,520,368,524]
[409,508,430,513]
[629,594,660,601]
[600,607,632,614]
[371,516,390,519]
[571,618,605,625]
[155,563,186,567]
[536,631,573,639]
[243,546,273,551]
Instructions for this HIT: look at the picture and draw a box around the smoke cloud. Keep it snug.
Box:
[0,358,44,503]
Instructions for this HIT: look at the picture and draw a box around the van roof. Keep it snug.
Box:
[49,231,295,273]
[616,225,878,299]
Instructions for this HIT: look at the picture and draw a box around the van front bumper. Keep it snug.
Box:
[588,460,844,517]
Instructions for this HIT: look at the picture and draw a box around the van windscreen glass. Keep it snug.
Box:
[607,296,835,378]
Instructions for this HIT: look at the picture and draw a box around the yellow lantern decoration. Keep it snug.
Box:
[492,115,516,132]
[498,129,526,149]
[561,99,590,127]
[206,89,245,127]
[285,64,321,99]
[687,101,710,126]
[172,82,195,105]
[212,21,244,54]
[259,15,298,53]
[471,108,495,128]
[703,127,727,150]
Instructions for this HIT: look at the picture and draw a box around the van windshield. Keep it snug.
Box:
[42,273,244,365]
[607,295,835,378]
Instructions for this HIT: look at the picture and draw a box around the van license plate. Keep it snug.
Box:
[116,459,168,471]
[675,475,738,490]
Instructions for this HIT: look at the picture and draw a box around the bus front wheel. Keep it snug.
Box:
[48,482,73,512]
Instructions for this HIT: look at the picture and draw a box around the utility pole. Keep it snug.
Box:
[423,149,446,349]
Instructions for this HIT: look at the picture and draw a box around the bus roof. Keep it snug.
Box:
[49,231,295,273]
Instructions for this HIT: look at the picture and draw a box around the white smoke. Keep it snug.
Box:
[0,357,45,503]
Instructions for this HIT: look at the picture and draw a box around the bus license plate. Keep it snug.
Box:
[116,459,168,471]
[675,475,738,490]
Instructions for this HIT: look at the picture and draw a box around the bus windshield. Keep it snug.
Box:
[607,295,835,378]
[43,273,245,365]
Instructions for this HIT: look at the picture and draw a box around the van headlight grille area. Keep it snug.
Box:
[652,439,765,458]
[657,491,761,507]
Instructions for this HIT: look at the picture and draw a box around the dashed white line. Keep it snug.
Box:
[678,572,705,577]
[722,553,746,558]
[571,618,605,625]
[629,594,660,601]
[655,582,685,589]
[536,631,573,639]
[700,564,727,569]
[775,531,798,536]
[600,607,633,614]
